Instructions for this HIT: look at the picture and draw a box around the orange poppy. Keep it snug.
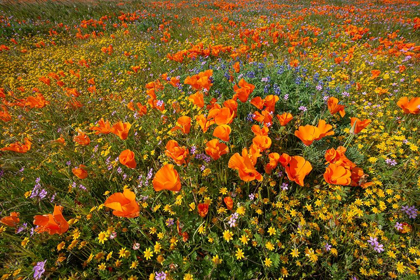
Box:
[25,93,49,109]
[188,92,204,108]
[213,125,231,142]
[72,164,88,179]
[223,99,238,116]
[233,61,240,73]
[228,148,263,182]
[371,70,381,79]
[90,118,112,135]
[196,114,213,133]
[33,205,69,235]
[276,112,293,126]
[325,146,355,169]
[233,78,255,102]
[281,154,312,186]
[224,197,234,210]
[0,106,12,122]
[0,138,31,153]
[265,152,280,174]
[327,97,345,117]
[350,118,371,134]
[0,212,20,227]
[110,121,131,140]
[198,203,209,218]
[251,125,269,136]
[119,149,136,169]
[316,120,334,139]
[324,163,351,186]
[171,116,191,134]
[165,140,189,165]
[251,97,264,110]
[263,95,279,112]
[294,125,320,146]
[208,107,235,125]
[252,135,271,151]
[397,97,420,114]
[253,110,273,126]
[104,189,140,218]
[205,139,229,160]
[153,164,181,192]
[73,130,90,146]
[127,102,148,117]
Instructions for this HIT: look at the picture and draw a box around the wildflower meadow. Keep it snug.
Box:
[0,0,419,279]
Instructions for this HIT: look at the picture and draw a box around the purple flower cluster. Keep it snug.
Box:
[281,183,289,191]
[395,222,403,231]
[196,153,211,163]
[401,205,418,219]
[166,218,174,227]
[228,213,239,227]
[155,271,167,280]
[367,237,384,253]
[33,260,46,280]
[385,158,397,166]
[30,178,47,200]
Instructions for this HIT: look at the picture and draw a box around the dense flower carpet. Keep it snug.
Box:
[0,0,419,279]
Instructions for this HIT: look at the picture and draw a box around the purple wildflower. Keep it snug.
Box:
[33,260,46,280]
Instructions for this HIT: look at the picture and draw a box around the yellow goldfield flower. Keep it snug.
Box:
[264,257,272,267]
[235,248,244,260]
[144,248,153,260]
[223,230,233,242]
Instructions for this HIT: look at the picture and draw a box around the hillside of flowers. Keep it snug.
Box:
[0,0,419,279]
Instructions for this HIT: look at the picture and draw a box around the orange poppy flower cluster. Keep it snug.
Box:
[165,140,189,165]
[72,164,88,179]
[294,120,334,146]
[33,206,69,235]
[0,138,32,153]
[397,97,420,114]
[265,153,312,186]
[90,118,131,140]
[104,189,139,218]
[324,146,371,187]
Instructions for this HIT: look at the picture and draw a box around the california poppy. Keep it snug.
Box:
[265,152,280,174]
[281,154,312,187]
[233,61,240,73]
[1,138,31,153]
[196,114,213,133]
[213,125,231,142]
[324,163,351,186]
[276,112,293,126]
[251,97,264,110]
[350,118,371,134]
[252,135,271,151]
[73,130,90,146]
[165,140,189,165]
[397,97,420,114]
[90,118,112,135]
[205,139,229,160]
[208,107,235,125]
[251,125,269,136]
[263,95,279,112]
[327,97,345,117]
[188,92,204,108]
[228,148,263,182]
[198,203,209,218]
[0,212,20,227]
[33,205,69,235]
[224,197,234,210]
[110,121,131,140]
[316,120,334,139]
[325,146,355,169]
[153,164,181,192]
[171,116,191,134]
[104,189,140,218]
[72,164,88,179]
[294,125,320,146]
[119,149,136,169]
[233,78,255,102]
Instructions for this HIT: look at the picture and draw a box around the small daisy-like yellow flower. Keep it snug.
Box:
[396,262,405,274]
[220,187,228,195]
[98,263,106,271]
[119,247,130,258]
[154,242,162,253]
[265,241,275,251]
[212,255,222,265]
[291,248,299,258]
[184,273,194,280]
[98,231,108,244]
[235,248,244,260]
[130,260,138,269]
[223,230,233,242]
[264,257,272,267]
[144,247,153,260]
[268,227,276,236]
[21,237,29,248]
[240,234,249,245]
[106,252,113,261]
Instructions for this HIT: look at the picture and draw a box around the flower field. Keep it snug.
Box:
[0,0,419,279]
